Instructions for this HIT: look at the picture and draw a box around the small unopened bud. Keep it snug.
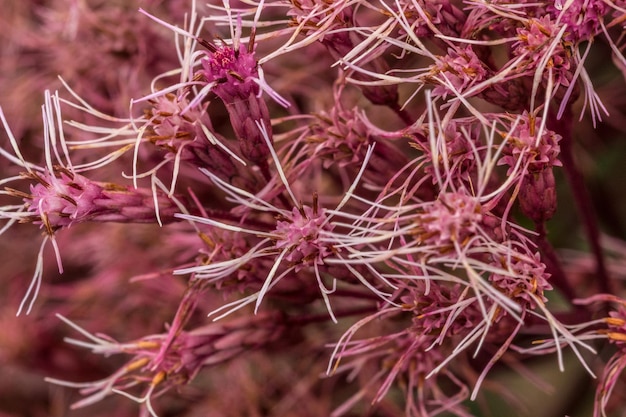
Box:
[197,36,276,166]
[19,169,183,233]
[225,94,272,164]
[518,168,557,223]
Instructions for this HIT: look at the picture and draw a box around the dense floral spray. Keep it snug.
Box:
[1,1,626,416]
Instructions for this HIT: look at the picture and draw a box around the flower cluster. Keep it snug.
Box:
[1,1,626,416]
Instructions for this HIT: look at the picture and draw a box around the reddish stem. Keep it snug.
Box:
[389,102,415,126]
[534,221,578,303]
[548,107,612,296]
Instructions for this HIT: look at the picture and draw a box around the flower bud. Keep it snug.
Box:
[518,168,557,223]
[21,169,182,233]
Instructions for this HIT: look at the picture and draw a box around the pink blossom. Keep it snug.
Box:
[274,203,334,266]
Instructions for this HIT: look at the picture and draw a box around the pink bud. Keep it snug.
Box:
[518,168,557,223]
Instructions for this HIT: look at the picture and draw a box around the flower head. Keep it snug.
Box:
[573,296,626,417]
[547,0,607,42]
[47,312,284,416]
[274,201,334,267]
[489,251,552,308]
[498,112,562,174]
[413,191,483,247]
[145,92,205,150]
[513,17,573,87]
[430,46,488,99]
[18,168,182,234]
[198,38,260,104]
[307,105,374,168]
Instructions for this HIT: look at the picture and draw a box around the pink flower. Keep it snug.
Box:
[430,46,488,99]
[513,17,573,87]
[198,39,260,104]
[18,169,182,234]
[274,203,334,267]
[47,312,284,416]
[547,0,607,42]
[413,192,483,247]
[498,112,562,174]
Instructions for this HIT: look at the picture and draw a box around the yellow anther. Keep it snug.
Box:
[151,371,167,387]
[529,114,536,137]
[198,232,216,249]
[607,332,626,342]
[136,341,161,349]
[124,357,150,372]
[605,317,626,327]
